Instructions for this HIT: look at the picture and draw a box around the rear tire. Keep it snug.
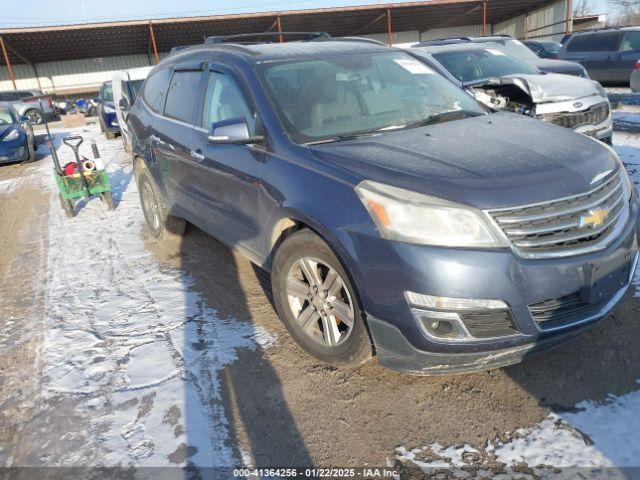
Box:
[137,167,185,239]
[59,194,74,218]
[271,229,373,367]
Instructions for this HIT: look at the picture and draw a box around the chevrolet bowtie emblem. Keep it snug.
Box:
[579,209,610,229]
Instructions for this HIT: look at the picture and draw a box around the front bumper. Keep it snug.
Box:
[536,94,613,142]
[353,194,640,374]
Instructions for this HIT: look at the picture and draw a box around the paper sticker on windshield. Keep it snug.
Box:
[394,59,434,74]
[487,48,506,56]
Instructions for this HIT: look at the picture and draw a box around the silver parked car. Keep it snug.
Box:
[409,43,612,144]
[0,89,56,124]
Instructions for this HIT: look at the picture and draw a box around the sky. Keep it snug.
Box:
[0,0,616,28]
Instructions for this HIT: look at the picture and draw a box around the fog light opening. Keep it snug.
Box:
[412,309,471,341]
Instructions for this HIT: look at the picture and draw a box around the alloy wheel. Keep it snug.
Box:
[285,257,355,347]
[26,110,43,124]
[141,180,161,231]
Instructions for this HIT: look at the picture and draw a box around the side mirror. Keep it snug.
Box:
[118,98,129,111]
[208,117,264,145]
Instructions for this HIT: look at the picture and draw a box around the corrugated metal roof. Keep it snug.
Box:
[0,0,561,64]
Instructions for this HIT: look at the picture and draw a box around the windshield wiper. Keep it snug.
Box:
[404,110,483,129]
[305,131,379,145]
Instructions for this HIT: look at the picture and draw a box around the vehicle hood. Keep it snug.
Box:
[309,113,618,210]
[471,73,600,103]
[529,58,586,76]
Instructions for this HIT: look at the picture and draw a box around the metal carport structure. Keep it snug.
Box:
[0,0,571,91]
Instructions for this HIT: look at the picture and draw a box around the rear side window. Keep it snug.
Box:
[567,32,620,52]
[142,67,172,113]
[164,70,202,123]
[566,34,593,52]
[591,32,621,51]
[620,31,640,52]
[0,92,20,101]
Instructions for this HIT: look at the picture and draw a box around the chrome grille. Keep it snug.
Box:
[488,170,629,258]
[539,102,610,129]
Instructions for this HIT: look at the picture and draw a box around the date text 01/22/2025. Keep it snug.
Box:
[232,468,399,478]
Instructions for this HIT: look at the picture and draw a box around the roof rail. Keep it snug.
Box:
[204,31,331,45]
[169,45,195,55]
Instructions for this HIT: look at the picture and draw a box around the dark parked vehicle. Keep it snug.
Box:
[559,27,640,84]
[129,37,639,374]
[0,102,35,164]
[416,35,589,77]
[97,81,119,139]
[523,40,563,59]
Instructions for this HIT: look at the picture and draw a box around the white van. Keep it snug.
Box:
[112,67,153,152]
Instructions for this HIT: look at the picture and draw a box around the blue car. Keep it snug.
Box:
[0,101,35,164]
[98,81,119,139]
[128,36,639,375]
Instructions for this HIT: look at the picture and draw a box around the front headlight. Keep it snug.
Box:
[104,105,116,114]
[355,181,508,248]
[594,81,607,99]
[2,128,19,142]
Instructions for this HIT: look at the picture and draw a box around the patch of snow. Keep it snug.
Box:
[39,125,276,467]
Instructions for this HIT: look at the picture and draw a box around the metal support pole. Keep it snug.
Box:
[276,15,283,43]
[32,63,42,90]
[386,8,393,46]
[482,0,487,36]
[0,37,16,90]
[565,0,573,34]
[149,23,159,64]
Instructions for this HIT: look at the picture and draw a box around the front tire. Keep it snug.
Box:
[137,167,185,239]
[272,229,373,367]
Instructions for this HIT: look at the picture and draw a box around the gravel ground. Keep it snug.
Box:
[1,94,640,478]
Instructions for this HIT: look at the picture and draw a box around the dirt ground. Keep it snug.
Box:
[1,107,640,477]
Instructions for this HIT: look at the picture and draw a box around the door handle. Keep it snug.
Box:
[190,150,204,162]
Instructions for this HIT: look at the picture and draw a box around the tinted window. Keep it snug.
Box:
[202,71,255,132]
[258,51,485,143]
[433,48,539,83]
[566,33,593,52]
[567,32,620,52]
[0,92,20,101]
[164,70,202,123]
[540,42,561,54]
[142,68,172,113]
[620,31,640,52]
[591,32,621,51]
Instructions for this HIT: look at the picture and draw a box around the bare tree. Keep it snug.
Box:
[609,0,640,26]
[573,0,596,16]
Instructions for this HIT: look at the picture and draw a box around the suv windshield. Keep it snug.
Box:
[257,51,485,144]
[433,48,539,84]
[540,41,561,53]
[482,39,539,61]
